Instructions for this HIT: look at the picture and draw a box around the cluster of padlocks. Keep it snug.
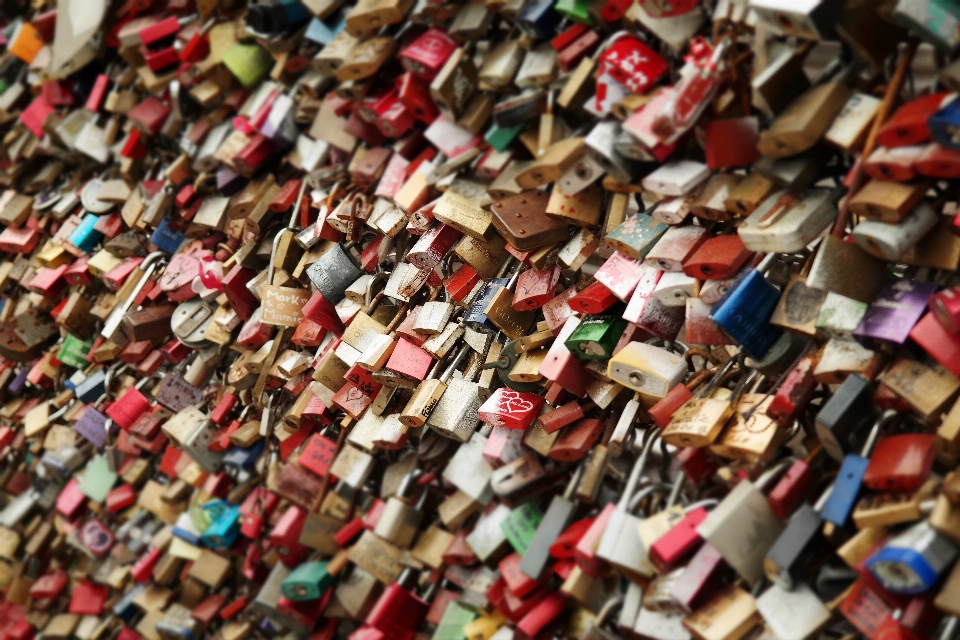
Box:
[4,0,960,639]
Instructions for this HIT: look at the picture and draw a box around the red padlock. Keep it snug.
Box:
[442,529,478,566]
[568,281,618,314]
[648,506,709,574]
[270,179,302,213]
[130,546,163,583]
[0,226,42,254]
[930,286,960,333]
[399,28,457,80]
[683,233,753,280]
[538,400,591,434]
[862,434,935,492]
[106,385,152,430]
[916,142,960,179]
[676,446,720,489]
[397,73,440,124]
[549,418,604,462]
[767,458,814,520]
[407,224,461,270]
[499,552,542,598]
[862,145,923,182]
[599,35,668,94]
[478,387,545,430]
[210,393,237,425]
[86,73,111,112]
[513,265,561,311]
[221,264,259,321]
[443,264,481,303]
[551,23,587,51]
[234,134,276,176]
[270,505,310,567]
[573,503,616,576]
[382,338,431,381]
[299,433,337,478]
[648,383,692,429]
[704,117,761,169]
[105,484,137,513]
[127,97,171,136]
[365,573,429,640]
[668,542,729,613]
[548,517,594,560]
[876,93,952,149]
[26,265,68,298]
[910,312,960,378]
[516,591,567,639]
[29,570,68,600]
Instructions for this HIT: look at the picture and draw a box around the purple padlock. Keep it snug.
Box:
[853,279,938,347]
[74,407,108,449]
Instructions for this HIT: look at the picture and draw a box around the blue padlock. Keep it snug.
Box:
[223,440,266,469]
[150,217,186,254]
[928,98,960,151]
[68,213,104,253]
[708,257,783,359]
[820,413,890,528]
[304,13,345,46]
[463,278,509,334]
[172,512,204,546]
[74,368,107,404]
[113,583,145,622]
[516,0,561,39]
[866,521,959,594]
[201,505,241,549]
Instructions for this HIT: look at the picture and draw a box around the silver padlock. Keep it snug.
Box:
[306,243,365,305]
[585,120,644,185]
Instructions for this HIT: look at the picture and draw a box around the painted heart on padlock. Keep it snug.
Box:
[498,390,535,415]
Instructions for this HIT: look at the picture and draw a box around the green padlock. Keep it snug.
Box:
[605,212,669,260]
[222,42,274,89]
[564,314,628,360]
[433,601,477,640]
[281,561,334,601]
[485,123,525,153]
[554,0,594,25]
[500,502,543,557]
[58,334,94,369]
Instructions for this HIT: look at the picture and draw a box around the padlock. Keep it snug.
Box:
[820,413,891,528]
[696,463,788,585]
[594,433,661,583]
[757,78,852,159]
[867,521,958,595]
[852,201,938,261]
[738,189,838,254]
[607,341,686,399]
[708,255,783,359]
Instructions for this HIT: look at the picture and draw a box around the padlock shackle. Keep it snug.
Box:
[595,595,624,627]
[259,393,275,437]
[562,461,586,500]
[440,345,470,382]
[101,251,169,340]
[693,358,735,400]
[665,472,685,509]
[756,253,776,275]
[813,482,834,513]
[938,617,959,640]
[740,345,812,421]
[861,409,897,457]
[685,499,718,513]
[755,457,795,492]
[618,430,659,511]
